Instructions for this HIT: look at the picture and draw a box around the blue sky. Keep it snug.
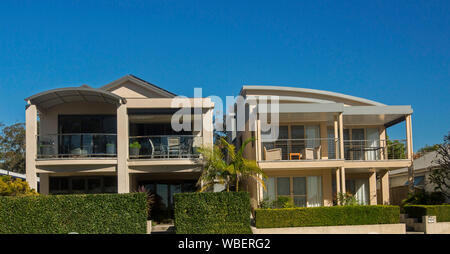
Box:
[0,0,448,151]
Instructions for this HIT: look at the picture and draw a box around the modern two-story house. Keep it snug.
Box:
[232,86,413,208]
[25,75,213,219]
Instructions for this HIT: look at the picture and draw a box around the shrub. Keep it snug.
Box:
[255,205,400,228]
[336,192,359,206]
[0,193,148,234]
[174,192,252,234]
[403,205,450,222]
[0,175,38,197]
[259,196,295,209]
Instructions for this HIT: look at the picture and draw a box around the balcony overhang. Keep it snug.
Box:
[342,106,413,127]
[25,87,125,110]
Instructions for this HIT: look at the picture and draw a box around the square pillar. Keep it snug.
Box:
[334,117,339,159]
[369,171,377,205]
[340,166,346,194]
[117,104,129,193]
[25,104,38,190]
[322,169,333,206]
[335,168,341,200]
[379,127,386,160]
[39,173,49,195]
[202,108,214,148]
[380,170,390,205]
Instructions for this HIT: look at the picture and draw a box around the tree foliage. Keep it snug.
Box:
[197,137,266,192]
[415,144,440,159]
[428,132,450,199]
[0,175,38,196]
[386,135,406,159]
[0,122,26,173]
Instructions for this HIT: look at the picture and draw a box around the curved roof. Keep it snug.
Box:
[241,85,386,106]
[25,87,124,110]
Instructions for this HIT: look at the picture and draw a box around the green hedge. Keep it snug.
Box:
[403,205,450,222]
[255,205,400,228]
[0,193,148,234]
[174,192,252,234]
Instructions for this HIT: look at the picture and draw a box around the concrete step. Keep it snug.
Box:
[151,224,175,234]
[406,231,425,234]
[405,218,418,227]
[400,214,408,223]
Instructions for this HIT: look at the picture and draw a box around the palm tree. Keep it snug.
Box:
[196,144,233,192]
[198,137,267,192]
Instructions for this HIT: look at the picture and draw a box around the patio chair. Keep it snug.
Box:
[302,145,321,160]
[264,146,282,161]
[167,137,181,158]
[149,138,165,158]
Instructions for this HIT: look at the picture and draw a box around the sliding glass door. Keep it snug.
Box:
[264,176,323,207]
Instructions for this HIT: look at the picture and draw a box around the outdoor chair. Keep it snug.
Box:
[264,146,282,161]
[167,137,181,158]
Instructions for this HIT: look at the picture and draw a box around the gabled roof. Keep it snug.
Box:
[100,74,176,98]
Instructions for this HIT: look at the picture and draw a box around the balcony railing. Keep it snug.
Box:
[343,139,407,160]
[37,133,117,159]
[262,138,339,161]
[129,135,202,159]
[261,138,408,161]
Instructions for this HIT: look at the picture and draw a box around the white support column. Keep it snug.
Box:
[334,116,339,159]
[335,167,341,198]
[340,166,346,194]
[25,104,38,190]
[380,127,387,160]
[117,103,129,193]
[338,113,344,160]
[405,114,414,160]
[256,118,261,161]
[202,108,214,148]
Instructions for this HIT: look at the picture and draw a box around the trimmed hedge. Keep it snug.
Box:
[174,192,252,234]
[0,193,148,234]
[255,205,400,228]
[403,205,450,222]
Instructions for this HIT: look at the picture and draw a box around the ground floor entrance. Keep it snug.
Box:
[131,172,200,223]
[138,180,197,222]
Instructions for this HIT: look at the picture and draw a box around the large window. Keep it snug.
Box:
[57,115,117,156]
[345,179,369,205]
[58,115,117,134]
[49,176,117,194]
[262,124,321,160]
[264,176,323,207]
[343,128,380,160]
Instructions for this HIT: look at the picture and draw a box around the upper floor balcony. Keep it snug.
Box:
[128,135,202,159]
[37,133,117,159]
[261,137,407,161]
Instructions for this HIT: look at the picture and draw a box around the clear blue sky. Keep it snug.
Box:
[0,0,449,151]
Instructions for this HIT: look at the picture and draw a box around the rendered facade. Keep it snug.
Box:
[25,75,213,219]
[232,86,413,208]
[25,77,414,212]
